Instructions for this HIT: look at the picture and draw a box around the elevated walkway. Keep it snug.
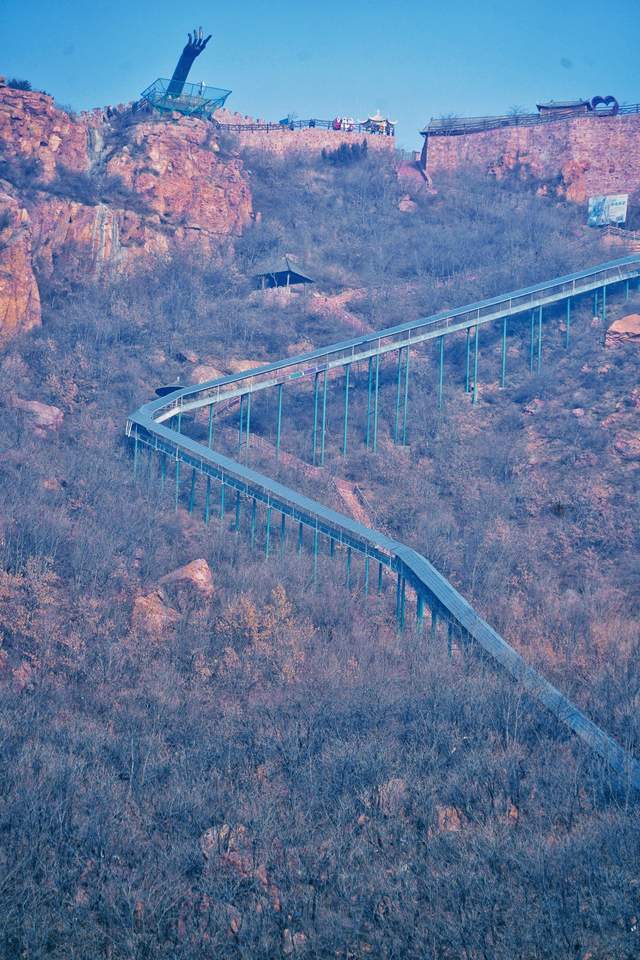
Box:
[127,254,640,791]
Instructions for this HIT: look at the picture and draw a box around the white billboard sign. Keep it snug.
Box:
[588,194,628,227]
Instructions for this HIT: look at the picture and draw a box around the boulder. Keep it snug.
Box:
[14,398,63,433]
[190,362,225,384]
[158,558,214,599]
[398,194,417,213]
[614,430,640,460]
[606,313,640,347]
[131,593,180,637]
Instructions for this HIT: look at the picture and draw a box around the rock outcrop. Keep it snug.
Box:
[13,397,64,434]
[606,313,640,347]
[132,558,215,639]
[0,189,40,336]
[0,84,252,337]
[157,558,214,602]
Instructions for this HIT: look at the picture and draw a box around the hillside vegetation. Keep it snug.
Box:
[0,147,639,959]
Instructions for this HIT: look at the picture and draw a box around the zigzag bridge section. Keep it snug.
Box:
[127,255,640,791]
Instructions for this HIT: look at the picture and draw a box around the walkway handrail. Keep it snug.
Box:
[127,254,640,791]
[423,102,640,136]
[137,255,640,423]
[218,119,394,135]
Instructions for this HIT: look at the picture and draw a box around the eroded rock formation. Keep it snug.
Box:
[0,84,252,337]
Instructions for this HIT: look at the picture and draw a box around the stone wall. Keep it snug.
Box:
[231,126,396,158]
[214,109,396,157]
[422,112,640,202]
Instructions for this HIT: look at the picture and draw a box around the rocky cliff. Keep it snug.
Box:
[0,84,253,337]
[422,111,640,203]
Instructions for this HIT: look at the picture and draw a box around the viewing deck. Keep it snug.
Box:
[140,78,231,118]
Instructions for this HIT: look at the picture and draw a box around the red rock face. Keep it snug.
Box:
[0,85,253,338]
[0,187,41,337]
[423,113,640,202]
[0,86,92,181]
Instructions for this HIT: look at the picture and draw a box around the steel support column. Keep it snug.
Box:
[402,347,410,445]
[250,497,257,548]
[566,297,571,348]
[364,554,370,595]
[207,405,214,448]
[133,433,139,479]
[320,370,328,466]
[366,357,373,448]
[188,469,196,514]
[529,311,535,373]
[265,506,271,558]
[204,476,211,524]
[219,481,225,519]
[234,490,241,531]
[342,364,351,456]
[238,395,244,448]
[465,328,471,393]
[500,317,507,388]
[312,372,320,465]
[394,348,403,441]
[537,306,543,372]
[276,384,283,461]
[372,353,380,452]
[416,594,425,629]
[437,335,445,409]
[472,325,479,405]
[313,524,319,582]
[280,512,286,558]
[160,453,166,490]
[245,393,251,448]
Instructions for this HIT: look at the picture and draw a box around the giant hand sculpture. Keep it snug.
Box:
[167,27,213,97]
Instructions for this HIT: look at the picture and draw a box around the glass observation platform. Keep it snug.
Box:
[140,79,231,118]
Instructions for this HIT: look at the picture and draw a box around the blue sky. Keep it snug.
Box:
[2,0,638,148]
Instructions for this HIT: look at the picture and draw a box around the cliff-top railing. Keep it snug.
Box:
[422,102,640,136]
[127,254,640,791]
[217,118,395,135]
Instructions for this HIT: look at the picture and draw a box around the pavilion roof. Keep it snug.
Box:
[361,112,397,124]
[536,99,590,110]
[253,254,314,282]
